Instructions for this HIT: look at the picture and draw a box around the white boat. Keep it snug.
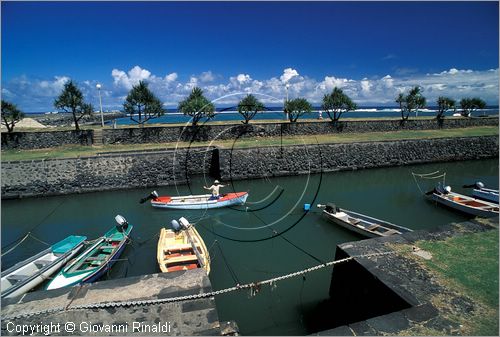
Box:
[1,235,87,299]
[157,217,210,274]
[463,182,499,203]
[317,203,412,238]
[147,191,248,210]
[472,188,499,204]
[46,216,132,290]
[427,185,499,218]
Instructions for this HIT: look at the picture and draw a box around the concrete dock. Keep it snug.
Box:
[1,269,237,336]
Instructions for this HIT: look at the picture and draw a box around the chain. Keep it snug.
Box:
[2,251,394,321]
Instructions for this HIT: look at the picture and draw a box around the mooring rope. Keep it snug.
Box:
[411,171,446,195]
[2,251,394,321]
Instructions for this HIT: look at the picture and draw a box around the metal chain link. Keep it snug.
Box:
[2,251,394,321]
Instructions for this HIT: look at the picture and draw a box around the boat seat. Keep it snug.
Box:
[34,260,52,268]
[367,224,380,231]
[7,274,29,282]
[166,255,199,263]
[100,245,115,249]
[384,229,400,236]
[349,218,361,225]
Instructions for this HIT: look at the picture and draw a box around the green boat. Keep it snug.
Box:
[46,215,132,290]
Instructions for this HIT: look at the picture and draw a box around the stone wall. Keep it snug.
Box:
[2,117,497,150]
[103,117,498,144]
[218,136,499,180]
[1,148,216,198]
[1,130,93,150]
[2,136,498,198]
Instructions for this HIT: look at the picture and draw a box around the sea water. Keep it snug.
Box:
[1,158,498,335]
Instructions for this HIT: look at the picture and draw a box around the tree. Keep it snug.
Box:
[123,81,164,125]
[178,87,215,126]
[321,87,357,122]
[460,97,486,117]
[54,80,93,131]
[1,100,25,133]
[395,86,426,120]
[436,96,456,120]
[285,98,313,122]
[237,94,265,124]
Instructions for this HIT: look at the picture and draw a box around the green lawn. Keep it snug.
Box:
[2,126,498,162]
[402,229,499,335]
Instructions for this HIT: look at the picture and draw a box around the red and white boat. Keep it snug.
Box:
[144,191,249,210]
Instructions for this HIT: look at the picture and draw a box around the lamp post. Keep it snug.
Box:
[285,83,290,121]
[96,83,104,127]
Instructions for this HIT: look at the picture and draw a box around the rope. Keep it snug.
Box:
[411,171,446,195]
[1,233,31,257]
[2,251,394,321]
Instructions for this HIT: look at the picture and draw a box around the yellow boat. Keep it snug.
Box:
[157,218,210,274]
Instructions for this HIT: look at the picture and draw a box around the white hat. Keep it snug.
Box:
[214,180,220,184]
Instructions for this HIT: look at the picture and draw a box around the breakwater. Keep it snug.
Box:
[2,117,497,150]
[1,136,498,199]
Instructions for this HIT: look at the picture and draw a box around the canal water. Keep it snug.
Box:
[1,158,498,335]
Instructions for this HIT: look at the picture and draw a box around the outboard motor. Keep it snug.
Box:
[171,219,181,232]
[179,217,191,230]
[139,191,159,204]
[475,181,485,189]
[115,214,128,232]
[443,185,452,194]
[325,203,339,214]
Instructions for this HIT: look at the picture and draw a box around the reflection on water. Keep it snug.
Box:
[1,158,498,335]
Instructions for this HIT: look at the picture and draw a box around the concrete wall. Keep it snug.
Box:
[218,136,499,180]
[1,148,216,199]
[2,117,497,150]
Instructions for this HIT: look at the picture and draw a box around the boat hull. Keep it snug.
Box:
[430,192,499,217]
[322,208,412,238]
[1,236,86,299]
[47,225,133,290]
[151,192,248,210]
[157,227,210,274]
[472,188,499,203]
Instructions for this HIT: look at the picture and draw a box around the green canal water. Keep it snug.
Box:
[1,159,498,335]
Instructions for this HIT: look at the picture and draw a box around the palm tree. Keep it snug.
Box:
[1,100,25,132]
[395,86,426,121]
[436,96,456,120]
[237,94,265,124]
[460,97,486,117]
[178,87,215,126]
[123,81,164,125]
[285,98,313,122]
[54,80,93,131]
[321,87,357,122]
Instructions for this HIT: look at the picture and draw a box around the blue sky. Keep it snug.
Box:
[2,1,499,111]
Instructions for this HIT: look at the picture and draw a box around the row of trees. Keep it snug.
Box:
[0,80,490,132]
[396,86,487,121]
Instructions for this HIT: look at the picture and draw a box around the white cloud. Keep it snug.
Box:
[280,68,299,83]
[199,71,215,82]
[165,72,178,82]
[3,67,498,111]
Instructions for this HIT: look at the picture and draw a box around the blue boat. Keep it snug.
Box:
[46,216,132,290]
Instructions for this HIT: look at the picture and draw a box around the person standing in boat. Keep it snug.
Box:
[204,180,226,200]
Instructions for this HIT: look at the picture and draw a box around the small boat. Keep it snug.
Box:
[1,235,87,299]
[145,191,248,210]
[157,217,210,274]
[463,182,499,203]
[46,215,132,290]
[317,203,413,238]
[427,184,499,218]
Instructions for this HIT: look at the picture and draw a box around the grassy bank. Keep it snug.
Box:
[1,126,498,162]
[398,227,499,336]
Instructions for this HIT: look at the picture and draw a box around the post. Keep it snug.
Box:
[285,83,290,121]
[96,83,104,127]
